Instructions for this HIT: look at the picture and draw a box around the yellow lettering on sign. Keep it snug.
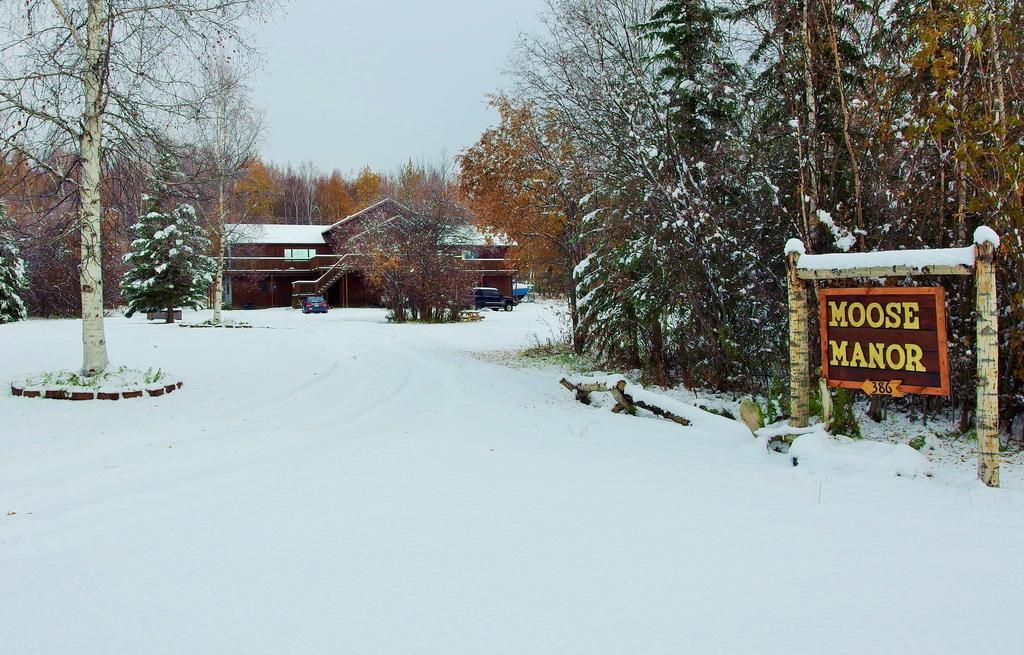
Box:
[866,303,884,328]
[830,340,848,366]
[848,303,866,327]
[829,301,848,327]
[828,300,924,330]
[885,344,906,370]
[849,342,867,367]
[867,343,885,369]
[905,344,925,372]
[903,302,920,330]
[827,340,929,373]
[885,303,902,328]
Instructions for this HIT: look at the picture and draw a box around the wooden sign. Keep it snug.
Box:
[818,287,950,396]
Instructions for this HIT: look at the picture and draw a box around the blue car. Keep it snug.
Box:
[301,295,329,314]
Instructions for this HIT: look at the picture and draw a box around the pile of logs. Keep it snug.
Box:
[559,378,691,426]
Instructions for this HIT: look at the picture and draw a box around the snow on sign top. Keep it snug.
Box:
[225,224,328,245]
[973,225,1000,248]
[784,238,806,256]
[796,246,976,272]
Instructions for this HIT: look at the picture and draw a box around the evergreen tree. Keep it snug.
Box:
[642,0,738,150]
[122,153,215,323]
[0,202,28,324]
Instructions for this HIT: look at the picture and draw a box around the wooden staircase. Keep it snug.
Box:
[291,254,360,307]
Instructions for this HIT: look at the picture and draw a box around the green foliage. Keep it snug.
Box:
[25,365,165,389]
[698,404,736,420]
[121,152,215,317]
[908,434,927,451]
[520,342,598,373]
[641,0,739,147]
[0,202,28,324]
[829,388,861,439]
[760,373,789,424]
[808,378,823,419]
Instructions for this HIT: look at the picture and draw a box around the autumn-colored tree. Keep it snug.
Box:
[458,95,590,351]
[351,166,383,208]
[232,159,279,222]
[337,165,473,323]
[315,170,357,219]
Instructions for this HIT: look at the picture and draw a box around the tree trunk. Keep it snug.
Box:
[212,73,227,325]
[801,0,821,248]
[976,241,999,487]
[568,262,583,355]
[79,0,110,376]
[991,4,1006,141]
[788,251,810,427]
[166,304,175,324]
[867,395,884,422]
[648,316,670,387]
[825,0,865,249]
[956,160,967,245]
[210,235,223,323]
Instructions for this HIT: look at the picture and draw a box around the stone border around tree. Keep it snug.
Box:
[178,323,252,329]
[11,381,183,401]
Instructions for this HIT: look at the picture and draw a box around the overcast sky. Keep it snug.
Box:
[250,0,547,176]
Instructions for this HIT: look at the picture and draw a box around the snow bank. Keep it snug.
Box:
[569,374,753,445]
[796,246,975,271]
[789,428,933,478]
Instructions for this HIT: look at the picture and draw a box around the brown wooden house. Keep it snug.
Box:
[225,199,516,309]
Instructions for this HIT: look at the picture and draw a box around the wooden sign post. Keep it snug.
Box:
[975,240,1000,487]
[785,228,1001,487]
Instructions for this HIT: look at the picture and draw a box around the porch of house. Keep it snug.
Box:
[224,254,516,310]
[225,270,380,310]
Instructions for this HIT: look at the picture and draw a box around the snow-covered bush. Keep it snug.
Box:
[0,202,28,324]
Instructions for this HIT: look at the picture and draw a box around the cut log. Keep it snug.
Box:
[559,378,690,427]
[608,380,635,416]
[631,399,691,426]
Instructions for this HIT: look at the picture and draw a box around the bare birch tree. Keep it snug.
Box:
[194,55,263,325]
[0,0,275,374]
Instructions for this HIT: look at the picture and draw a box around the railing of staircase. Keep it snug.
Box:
[225,254,354,273]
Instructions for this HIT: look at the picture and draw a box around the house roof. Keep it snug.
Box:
[225,223,327,245]
[448,224,513,247]
[321,198,414,233]
[226,198,512,248]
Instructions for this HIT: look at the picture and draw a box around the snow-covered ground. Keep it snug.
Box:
[2,303,1022,654]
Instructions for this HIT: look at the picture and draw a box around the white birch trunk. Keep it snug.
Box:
[800,0,820,237]
[212,73,227,324]
[976,242,1000,487]
[213,223,225,323]
[788,251,810,427]
[825,1,864,248]
[79,0,109,375]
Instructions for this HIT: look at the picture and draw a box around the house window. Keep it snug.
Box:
[284,248,316,260]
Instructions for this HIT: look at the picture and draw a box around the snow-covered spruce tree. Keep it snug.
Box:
[0,203,28,324]
[122,154,215,324]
